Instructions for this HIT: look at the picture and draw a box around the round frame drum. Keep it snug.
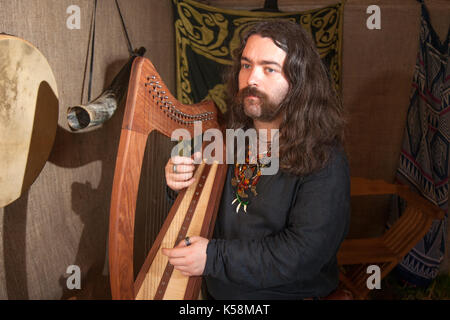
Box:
[0,35,58,207]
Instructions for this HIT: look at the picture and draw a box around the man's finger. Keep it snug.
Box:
[173,265,191,273]
[171,164,195,174]
[171,155,195,165]
[170,172,194,182]
[161,246,190,258]
[184,236,200,244]
[168,256,188,267]
[169,177,195,190]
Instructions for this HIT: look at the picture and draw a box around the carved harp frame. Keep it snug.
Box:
[108,57,227,299]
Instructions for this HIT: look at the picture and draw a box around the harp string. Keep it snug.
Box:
[144,92,148,274]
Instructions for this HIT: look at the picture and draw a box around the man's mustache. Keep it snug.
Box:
[236,86,269,101]
[234,86,281,122]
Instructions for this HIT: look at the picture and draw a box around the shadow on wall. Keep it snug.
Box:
[54,58,129,300]
[2,58,128,299]
[3,190,30,299]
[2,80,59,299]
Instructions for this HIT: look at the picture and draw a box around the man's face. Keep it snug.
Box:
[237,34,289,122]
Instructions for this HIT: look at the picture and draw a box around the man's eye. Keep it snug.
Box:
[242,64,251,69]
[266,67,275,73]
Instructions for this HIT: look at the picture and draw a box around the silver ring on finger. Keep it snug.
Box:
[173,164,177,173]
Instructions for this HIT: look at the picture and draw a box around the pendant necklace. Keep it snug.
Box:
[231,146,271,213]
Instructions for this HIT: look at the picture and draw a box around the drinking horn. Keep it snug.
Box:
[67,47,146,130]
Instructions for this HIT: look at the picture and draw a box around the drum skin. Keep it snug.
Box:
[0,35,58,208]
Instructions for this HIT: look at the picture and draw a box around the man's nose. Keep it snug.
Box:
[247,67,262,87]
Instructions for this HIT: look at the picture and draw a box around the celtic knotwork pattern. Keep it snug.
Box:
[173,0,344,111]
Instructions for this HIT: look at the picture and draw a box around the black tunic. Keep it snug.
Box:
[203,146,350,299]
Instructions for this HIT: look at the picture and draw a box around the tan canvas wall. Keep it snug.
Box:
[0,0,177,299]
[0,0,448,299]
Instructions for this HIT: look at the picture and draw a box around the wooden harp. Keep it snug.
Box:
[108,56,227,299]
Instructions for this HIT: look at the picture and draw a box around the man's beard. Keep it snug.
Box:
[235,86,281,122]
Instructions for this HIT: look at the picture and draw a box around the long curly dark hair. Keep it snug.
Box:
[226,19,346,176]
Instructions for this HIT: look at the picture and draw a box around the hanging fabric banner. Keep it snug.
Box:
[394,2,449,286]
[172,0,344,113]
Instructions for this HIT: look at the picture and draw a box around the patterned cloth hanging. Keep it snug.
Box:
[394,2,449,286]
[172,0,344,113]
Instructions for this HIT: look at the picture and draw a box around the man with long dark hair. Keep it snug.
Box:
[162,19,350,299]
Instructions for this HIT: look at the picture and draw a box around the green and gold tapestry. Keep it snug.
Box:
[173,0,344,113]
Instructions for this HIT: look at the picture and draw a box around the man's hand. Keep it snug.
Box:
[161,236,209,277]
[165,152,201,192]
